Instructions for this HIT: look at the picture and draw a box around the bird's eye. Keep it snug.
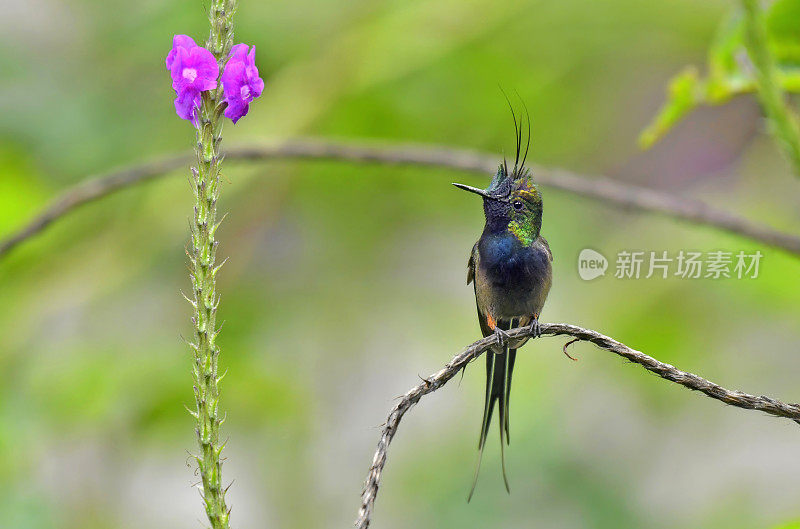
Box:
[513,200,524,210]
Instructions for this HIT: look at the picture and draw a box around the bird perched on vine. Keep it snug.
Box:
[453,104,553,500]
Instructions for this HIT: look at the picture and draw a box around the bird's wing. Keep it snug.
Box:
[467,241,493,336]
[470,251,496,339]
[538,236,554,262]
[467,241,479,284]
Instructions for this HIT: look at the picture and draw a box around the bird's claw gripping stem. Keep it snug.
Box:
[493,327,511,346]
[527,318,541,338]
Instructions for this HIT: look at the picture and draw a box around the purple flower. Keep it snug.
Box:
[174,90,203,126]
[169,46,218,97]
[166,35,219,125]
[165,34,197,70]
[221,44,264,123]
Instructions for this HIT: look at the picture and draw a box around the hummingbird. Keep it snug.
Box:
[453,106,553,500]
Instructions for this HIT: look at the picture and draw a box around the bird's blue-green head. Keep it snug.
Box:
[454,97,543,245]
[453,164,543,246]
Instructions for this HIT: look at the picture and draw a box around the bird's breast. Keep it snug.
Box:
[476,234,552,319]
[479,234,534,285]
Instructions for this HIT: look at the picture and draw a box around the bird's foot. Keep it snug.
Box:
[493,327,511,346]
[526,317,541,338]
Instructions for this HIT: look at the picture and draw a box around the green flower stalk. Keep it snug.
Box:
[741,0,800,176]
[186,1,237,528]
[166,0,261,523]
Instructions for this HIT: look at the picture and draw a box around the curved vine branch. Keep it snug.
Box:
[2,139,800,259]
[355,322,800,529]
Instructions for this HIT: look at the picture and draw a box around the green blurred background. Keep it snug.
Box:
[1,0,800,528]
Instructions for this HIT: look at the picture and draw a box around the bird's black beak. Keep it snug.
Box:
[452,182,492,198]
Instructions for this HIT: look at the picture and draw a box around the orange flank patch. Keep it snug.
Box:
[486,313,497,330]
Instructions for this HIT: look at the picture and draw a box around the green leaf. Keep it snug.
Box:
[639,0,800,149]
[706,9,752,102]
[779,67,800,90]
[767,0,800,65]
[638,67,700,149]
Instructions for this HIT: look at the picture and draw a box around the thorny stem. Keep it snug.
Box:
[187,1,237,528]
[742,0,800,176]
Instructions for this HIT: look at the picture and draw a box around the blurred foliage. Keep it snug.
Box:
[639,0,800,149]
[1,0,800,529]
